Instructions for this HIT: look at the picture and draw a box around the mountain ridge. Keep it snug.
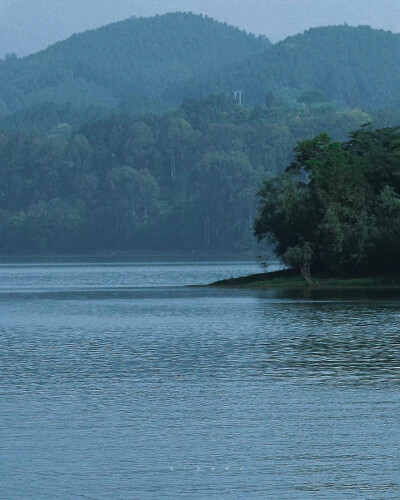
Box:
[0,14,400,124]
[0,12,270,112]
[172,24,400,110]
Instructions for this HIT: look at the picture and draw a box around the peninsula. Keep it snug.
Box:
[210,269,400,289]
[223,126,400,291]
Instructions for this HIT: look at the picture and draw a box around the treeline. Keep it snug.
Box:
[175,25,400,110]
[255,126,400,278]
[0,94,375,254]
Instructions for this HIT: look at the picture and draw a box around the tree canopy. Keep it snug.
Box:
[1,16,400,120]
[0,13,269,114]
[0,94,375,254]
[175,25,400,111]
[254,126,400,278]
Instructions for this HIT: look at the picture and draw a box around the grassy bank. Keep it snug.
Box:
[210,269,400,289]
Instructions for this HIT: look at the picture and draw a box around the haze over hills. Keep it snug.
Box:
[0,13,270,113]
[0,13,400,254]
[0,13,399,123]
[0,95,375,254]
[175,24,400,110]
[1,0,399,58]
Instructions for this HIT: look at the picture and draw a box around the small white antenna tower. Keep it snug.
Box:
[233,90,242,106]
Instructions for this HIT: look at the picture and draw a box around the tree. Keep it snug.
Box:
[282,241,314,285]
[0,94,393,255]
[265,91,276,108]
[255,126,400,279]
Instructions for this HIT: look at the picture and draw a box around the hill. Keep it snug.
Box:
[174,25,400,110]
[0,13,270,114]
[0,95,374,255]
[1,17,400,255]
[1,18,400,127]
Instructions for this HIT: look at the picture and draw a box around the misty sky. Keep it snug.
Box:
[0,0,399,58]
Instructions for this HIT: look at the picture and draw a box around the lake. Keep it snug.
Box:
[1,261,400,499]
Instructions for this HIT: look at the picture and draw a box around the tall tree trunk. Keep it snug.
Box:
[300,263,313,286]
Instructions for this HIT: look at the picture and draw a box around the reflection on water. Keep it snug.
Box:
[256,300,400,385]
[1,262,400,499]
[0,260,266,292]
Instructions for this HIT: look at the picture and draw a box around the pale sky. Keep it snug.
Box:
[0,0,398,58]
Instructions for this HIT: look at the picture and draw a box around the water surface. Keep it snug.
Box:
[1,261,399,499]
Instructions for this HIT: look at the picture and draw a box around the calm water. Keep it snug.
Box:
[1,261,400,499]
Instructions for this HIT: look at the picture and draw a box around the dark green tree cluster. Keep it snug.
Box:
[0,95,372,254]
[255,126,400,280]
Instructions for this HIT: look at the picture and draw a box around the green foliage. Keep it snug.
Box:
[255,126,400,276]
[265,91,276,108]
[0,13,270,113]
[297,90,325,105]
[0,14,399,256]
[177,25,400,110]
[0,102,112,132]
[0,94,375,254]
[282,241,313,268]
[0,16,399,123]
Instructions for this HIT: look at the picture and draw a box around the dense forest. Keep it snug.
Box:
[255,126,400,279]
[0,95,378,254]
[0,13,270,113]
[175,25,400,110]
[1,14,400,117]
[0,13,400,255]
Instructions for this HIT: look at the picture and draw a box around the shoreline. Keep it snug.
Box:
[209,269,400,289]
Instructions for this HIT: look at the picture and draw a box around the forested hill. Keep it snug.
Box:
[0,95,375,255]
[2,15,400,121]
[0,13,270,113]
[1,14,400,255]
[0,13,270,110]
[175,25,400,110]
